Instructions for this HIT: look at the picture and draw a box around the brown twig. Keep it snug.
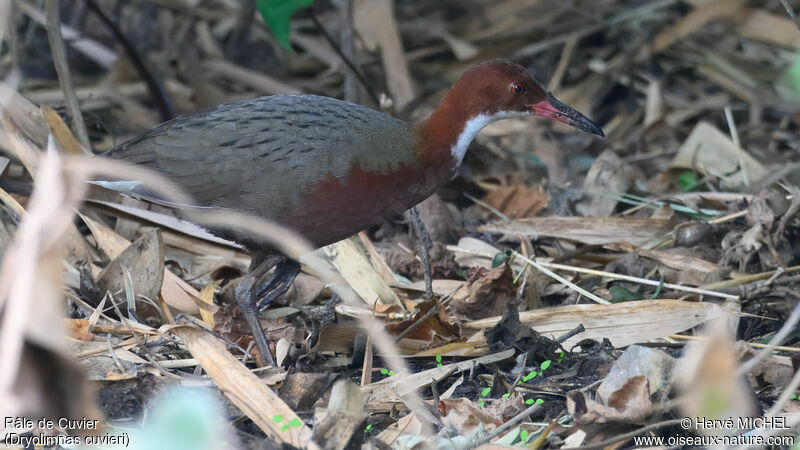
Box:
[555,324,585,344]
[393,302,439,343]
[308,9,380,106]
[778,0,800,31]
[44,0,91,152]
[472,401,544,446]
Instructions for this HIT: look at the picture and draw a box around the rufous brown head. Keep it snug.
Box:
[444,60,604,137]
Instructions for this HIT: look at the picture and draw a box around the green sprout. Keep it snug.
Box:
[491,250,511,268]
[677,171,702,192]
[364,424,372,433]
[436,355,442,367]
[521,371,537,383]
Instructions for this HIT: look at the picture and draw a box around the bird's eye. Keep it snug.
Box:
[510,82,525,94]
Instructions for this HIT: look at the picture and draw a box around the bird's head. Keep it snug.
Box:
[444,60,604,137]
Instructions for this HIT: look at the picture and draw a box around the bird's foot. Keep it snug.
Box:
[255,259,301,311]
[234,254,284,366]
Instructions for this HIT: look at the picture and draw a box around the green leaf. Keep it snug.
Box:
[540,360,551,371]
[364,424,372,432]
[525,398,534,405]
[535,398,543,405]
[491,251,509,268]
[477,400,485,407]
[502,393,510,398]
[256,0,314,51]
[272,415,283,423]
[481,387,492,397]
[609,285,640,302]
[557,352,565,363]
[380,368,388,375]
[677,171,702,192]
[519,429,529,443]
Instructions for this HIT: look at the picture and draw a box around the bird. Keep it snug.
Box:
[98,60,604,366]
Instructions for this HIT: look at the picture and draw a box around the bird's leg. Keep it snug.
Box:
[256,259,301,311]
[235,253,283,366]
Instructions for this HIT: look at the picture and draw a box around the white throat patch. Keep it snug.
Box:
[450,111,529,164]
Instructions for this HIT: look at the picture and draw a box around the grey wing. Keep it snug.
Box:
[103,101,275,209]
[102,95,414,216]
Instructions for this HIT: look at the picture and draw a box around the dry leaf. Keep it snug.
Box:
[671,121,767,189]
[439,398,501,435]
[568,376,651,424]
[323,236,401,306]
[451,265,515,320]
[198,280,218,327]
[464,300,731,349]
[385,300,460,343]
[478,217,674,247]
[575,150,638,217]
[66,318,95,341]
[353,0,414,108]
[169,325,317,448]
[483,184,549,219]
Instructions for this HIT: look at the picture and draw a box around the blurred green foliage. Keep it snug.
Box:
[257,0,314,50]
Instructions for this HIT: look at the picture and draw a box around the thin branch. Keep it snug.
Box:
[393,303,438,343]
[410,207,433,301]
[84,0,175,121]
[512,251,610,305]
[44,0,91,152]
[308,10,380,106]
[472,402,544,446]
[779,0,800,31]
